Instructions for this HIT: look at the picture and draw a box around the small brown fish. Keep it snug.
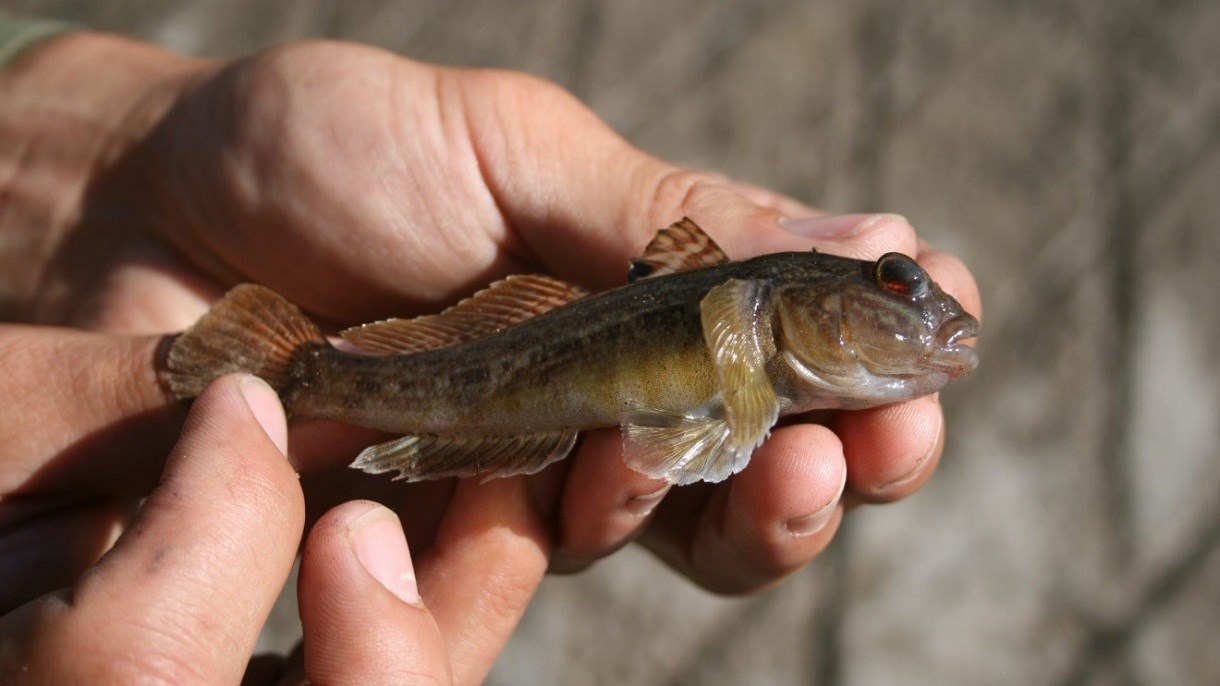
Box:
[165,219,978,485]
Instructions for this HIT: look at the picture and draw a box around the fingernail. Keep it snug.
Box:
[785,499,839,537]
[239,375,287,455]
[624,484,670,518]
[780,213,905,239]
[350,505,422,606]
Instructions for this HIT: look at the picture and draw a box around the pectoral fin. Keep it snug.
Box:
[621,280,780,485]
[622,409,748,485]
[351,431,578,482]
[700,279,781,458]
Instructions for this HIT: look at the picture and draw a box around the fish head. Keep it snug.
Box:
[775,252,979,407]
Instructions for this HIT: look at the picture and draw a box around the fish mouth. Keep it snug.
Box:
[929,313,980,376]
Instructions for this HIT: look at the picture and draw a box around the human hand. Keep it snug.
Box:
[0,371,546,684]
[1,34,981,594]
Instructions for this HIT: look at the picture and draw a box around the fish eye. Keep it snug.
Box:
[872,253,929,297]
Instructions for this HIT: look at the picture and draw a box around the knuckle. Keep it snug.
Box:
[645,168,731,227]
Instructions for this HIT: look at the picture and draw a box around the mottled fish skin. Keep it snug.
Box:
[294,252,969,428]
[165,219,978,484]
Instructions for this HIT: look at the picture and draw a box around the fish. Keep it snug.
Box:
[163,218,979,485]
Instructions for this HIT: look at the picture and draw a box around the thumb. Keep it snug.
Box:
[0,373,304,684]
[298,501,451,685]
[450,71,919,286]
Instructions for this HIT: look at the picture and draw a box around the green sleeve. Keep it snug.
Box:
[0,12,78,67]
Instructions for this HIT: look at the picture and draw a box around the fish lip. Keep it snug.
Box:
[929,314,980,375]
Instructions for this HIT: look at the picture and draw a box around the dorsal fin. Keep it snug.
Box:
[341,274,588,355]
[628,217,730,282]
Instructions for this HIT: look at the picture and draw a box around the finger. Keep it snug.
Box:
[0,326,183,496]
[0,374,303,683]
[0,495,131,615]
[548,429,670,573]
[298,500,450,685]
[452,70,921,282]
[778,212,921,260]
[836,393,945,504]
[416,476,550,685]
[725,180,822,219]
[286,419,463,556]
[69,237,221,334]
[640,424,847,593]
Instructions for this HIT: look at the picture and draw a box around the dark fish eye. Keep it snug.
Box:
[872,253,928,296]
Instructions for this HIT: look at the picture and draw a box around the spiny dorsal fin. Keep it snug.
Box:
[350,430,578,482]
[628,217,731,282]
[341,274,588,355]
[166,284,325,399]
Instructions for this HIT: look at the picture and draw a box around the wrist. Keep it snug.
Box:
[0,32,210,319]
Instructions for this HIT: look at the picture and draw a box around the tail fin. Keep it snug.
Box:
[165,284,326,398]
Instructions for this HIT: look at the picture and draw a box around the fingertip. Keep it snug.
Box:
[346,503,421,606]
[237,374,287,455]
[691,424,847,592]
[837,394,945,504]
[726,424,847,537]
[174,374,302,517]
[300,500,449,684]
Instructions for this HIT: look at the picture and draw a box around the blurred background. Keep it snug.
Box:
[7,1,1219,683]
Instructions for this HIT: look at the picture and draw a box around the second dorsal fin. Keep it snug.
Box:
[628,217,731,282]
[341,273,588,355]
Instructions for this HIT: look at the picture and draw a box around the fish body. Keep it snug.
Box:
[166,219,978,485]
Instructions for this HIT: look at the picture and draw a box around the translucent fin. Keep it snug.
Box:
[350,430,578,482]
[165,284,325,398]
[700,279,781,456]
[622,409,750,485]
[628,217,730,282]
[341,274,588,355]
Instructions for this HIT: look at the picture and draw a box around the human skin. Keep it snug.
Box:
[0,373,534,683]
[0,31,981,682]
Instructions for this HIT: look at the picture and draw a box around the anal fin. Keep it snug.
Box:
[350,430,578,482]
